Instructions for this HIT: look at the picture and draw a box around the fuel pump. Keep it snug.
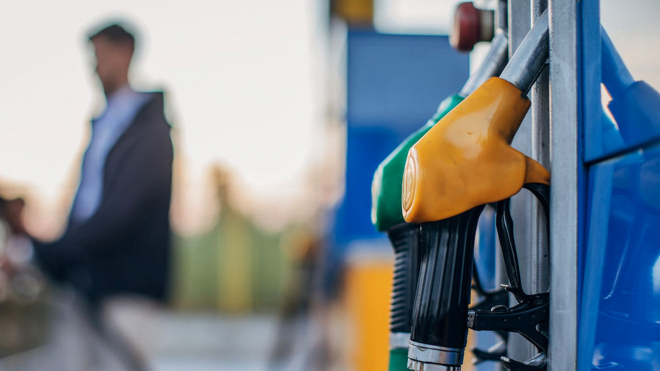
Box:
[371,30,508,371]
[402,10,551,371]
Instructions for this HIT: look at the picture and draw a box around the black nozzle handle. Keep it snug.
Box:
[459,30,510,97]
[408,184,550,369]
[500,10,549,95]
[408,206,485,368]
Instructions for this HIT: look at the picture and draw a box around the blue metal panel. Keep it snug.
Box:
[580,143,660,370]
[332,126,399,246]
[346,31,469,136]
[579,2,660,369]
[579,160,616,371]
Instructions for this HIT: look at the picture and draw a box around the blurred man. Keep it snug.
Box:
[4,22,173,371]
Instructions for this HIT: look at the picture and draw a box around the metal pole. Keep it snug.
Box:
[459,30,509,97]
[499,11,549,94]
[548,0,579,369]
[530,0,551,364]
[506,0,533,365]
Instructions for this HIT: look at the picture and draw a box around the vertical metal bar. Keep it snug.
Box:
[496,0,508,32]
[507,1,551,364]
[530,0,550,305]
[507,1,531,55]
[548,0,579,369]
[506,0,533,365]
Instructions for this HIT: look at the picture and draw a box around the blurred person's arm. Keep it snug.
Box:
[33,126,173,277]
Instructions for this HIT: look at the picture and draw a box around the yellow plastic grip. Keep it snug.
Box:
[402,77,550,223]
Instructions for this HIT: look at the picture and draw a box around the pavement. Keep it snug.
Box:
[152,312,278,371]
[0,308,281,371]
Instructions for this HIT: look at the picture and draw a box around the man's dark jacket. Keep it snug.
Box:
[34,92,173,304]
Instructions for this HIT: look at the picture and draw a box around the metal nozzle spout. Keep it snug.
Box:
[459,29,509,97]
[499,9,549,94]
[407,359,461,371]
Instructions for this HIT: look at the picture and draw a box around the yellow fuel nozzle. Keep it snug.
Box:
[402,11,550,223]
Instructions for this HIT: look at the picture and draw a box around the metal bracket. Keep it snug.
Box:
[467,183,550,371]
[468,292,549,351]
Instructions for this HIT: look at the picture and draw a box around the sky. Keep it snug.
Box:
[0,0,319,188]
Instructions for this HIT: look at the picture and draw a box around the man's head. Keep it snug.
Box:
[88,23,136,96]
